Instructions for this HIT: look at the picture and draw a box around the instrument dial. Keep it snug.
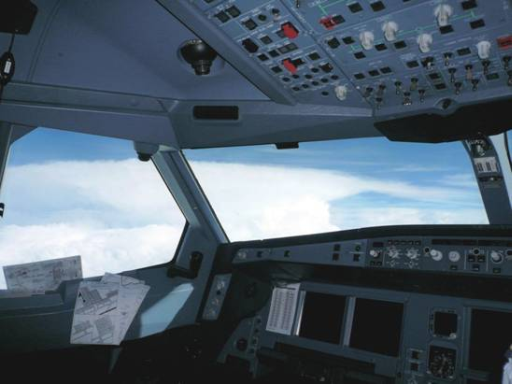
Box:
[448,251,461,263]
[406,248,419,260]
[387,246,400,259]
[369,249,380,258]
[429,249,443,261]
[491,250,504,263]
[428,346,457,380]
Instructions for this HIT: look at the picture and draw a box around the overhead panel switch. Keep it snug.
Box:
[382,21,399,42]
[360,31,375,50]
[434,4,453,27]
[417,33,433,53]
[282,22,299,39]
[283,58,298,74]
[476,40,492,60]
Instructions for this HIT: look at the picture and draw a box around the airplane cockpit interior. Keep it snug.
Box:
[0,0,511,383]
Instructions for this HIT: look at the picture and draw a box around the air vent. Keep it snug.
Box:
[193,106,239,120]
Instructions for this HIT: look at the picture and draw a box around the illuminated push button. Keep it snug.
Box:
[282,59,297,74]
[417,33,433,53]
[430,249,443,261]
[281,22,299,39]
[359,31,375,50]
[434,4,453,27]
[382,21,399,42]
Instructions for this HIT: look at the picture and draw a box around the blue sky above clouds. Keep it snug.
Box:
[0,128,489,288]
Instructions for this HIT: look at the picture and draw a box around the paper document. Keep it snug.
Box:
[70,273,150,345]
[3,255,82,294]
[266,283,300,335]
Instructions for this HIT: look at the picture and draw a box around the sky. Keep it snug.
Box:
[0,128,496,288]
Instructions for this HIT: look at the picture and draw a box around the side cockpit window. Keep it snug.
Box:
[0,128,185,289]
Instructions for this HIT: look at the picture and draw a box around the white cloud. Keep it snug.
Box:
[331,207,487,230]
[0,159,185,289]
[0,158,487,288]
[191,161,486,240]
[0,224,182,289]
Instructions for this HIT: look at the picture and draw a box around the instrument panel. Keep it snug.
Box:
[190,0,512,109]
[215,280,512,383]
[234,233,512,278]
[207,226,512,384]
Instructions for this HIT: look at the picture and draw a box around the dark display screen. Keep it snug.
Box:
[469,309,512,383]
[298,292,346,344]
[349,298,404,357]
[433,311,458,338]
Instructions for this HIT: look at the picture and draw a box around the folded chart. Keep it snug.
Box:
[70,273,150,346]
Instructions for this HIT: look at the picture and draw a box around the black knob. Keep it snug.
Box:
[180,40,218,76]
[236,338,248,351]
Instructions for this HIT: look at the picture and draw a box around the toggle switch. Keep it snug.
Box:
[422,56,435,70]
[454,81,462,95]
[377,84,386,97]
[448,68,457,83]
[465,64,473,81]
[402,91,412,106]
[443,52,453,66]
[394,81,402,95]
[363,86,373,98]
[482,60,491,75]
[418,89,426,102]
[410,77,419,92]
[503,56,511,71]
[471,78,479,91]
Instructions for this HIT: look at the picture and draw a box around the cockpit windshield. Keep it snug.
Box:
[185,137,487,241]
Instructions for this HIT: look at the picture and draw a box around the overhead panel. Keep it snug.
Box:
[189,0,512,110]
